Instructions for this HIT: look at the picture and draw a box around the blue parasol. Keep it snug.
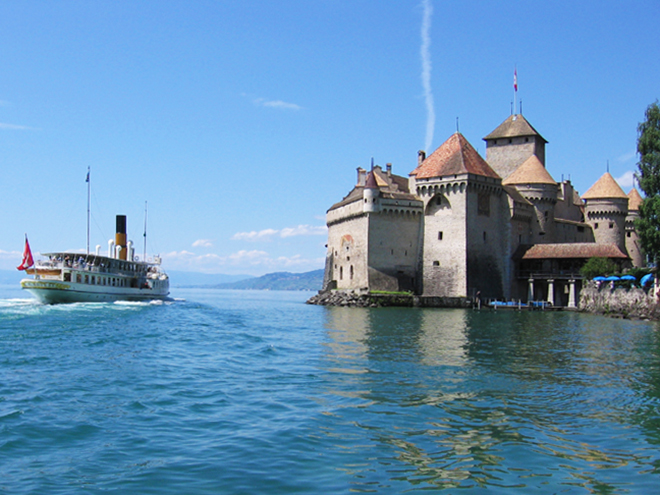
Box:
[620,275,636,281]
[593,276,607,282]
[604,276,620,282]
[641,273,654,286]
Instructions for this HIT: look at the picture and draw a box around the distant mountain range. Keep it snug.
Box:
[2,268,324,292]
[211,269,324,291]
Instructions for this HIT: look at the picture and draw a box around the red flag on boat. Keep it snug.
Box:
[17,236,34,271]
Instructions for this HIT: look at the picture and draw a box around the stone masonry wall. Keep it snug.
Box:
[579,282,659,319]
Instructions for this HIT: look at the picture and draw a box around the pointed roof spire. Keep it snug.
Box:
[582,172,628,200]
[365,170,378,189]
[410,133,500,179]
[627,187,643,211]
[483,114,547,143]
[502,155,556,185]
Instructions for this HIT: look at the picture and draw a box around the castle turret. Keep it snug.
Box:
[582,172,628,253]
[625,188,645,267]
[502,155,558,243]
[363,171,380,213]
[483,114,547,180]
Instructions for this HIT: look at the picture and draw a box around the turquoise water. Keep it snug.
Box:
[1,286,660,494]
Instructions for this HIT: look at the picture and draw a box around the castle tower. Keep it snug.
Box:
[410,133,508,299]
[363,170,380,213]
[483,114,547,180]
[502,155,558,243]
[625,188,645,267]
[582,172,629,253]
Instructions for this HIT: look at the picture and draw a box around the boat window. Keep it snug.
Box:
[77,274,82,283]
[91,276,95,285]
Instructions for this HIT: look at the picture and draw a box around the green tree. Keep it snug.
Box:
[580,257,617,279]
[636,101,660,266]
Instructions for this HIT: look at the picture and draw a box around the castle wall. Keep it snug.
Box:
[625,211,645,267]
[466,183,509,299]
[485,137,544,179]
[326,201,369,291]
[418,180,468,297]
[553,219,594,243]
[555,181,584,223]
[367,211,422,291]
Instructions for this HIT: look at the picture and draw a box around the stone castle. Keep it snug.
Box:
[322,113,644,306]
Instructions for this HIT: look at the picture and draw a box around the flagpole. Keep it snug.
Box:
[513,67,518,115]
[86,167,90,255]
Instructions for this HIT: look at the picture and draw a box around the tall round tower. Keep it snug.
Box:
[582,172,629,253]
[502,155,558,243]
[625,187,645,267]
[363,171,381,213]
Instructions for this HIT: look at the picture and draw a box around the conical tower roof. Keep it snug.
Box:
[365,170,378,189]
[502,155,556,185]
[484,114,547,143]
[410,133,500,179]
[627,187,643,210]
[582,172,628,200]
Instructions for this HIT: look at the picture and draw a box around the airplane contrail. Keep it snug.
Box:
[420,0,434,153]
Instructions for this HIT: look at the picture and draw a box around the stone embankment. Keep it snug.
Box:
[579,282,659,320]
[306,290,472,308]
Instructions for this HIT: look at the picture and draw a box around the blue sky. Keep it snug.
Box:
[1,1,658,275]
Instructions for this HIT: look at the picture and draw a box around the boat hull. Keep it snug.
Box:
[21,279,169,304]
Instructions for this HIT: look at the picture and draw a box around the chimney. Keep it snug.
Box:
[418,150,426,167]
[356,167,366,186]
[115,215,128,261]
[386,163,392,175]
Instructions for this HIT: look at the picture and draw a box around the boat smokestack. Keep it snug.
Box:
[115,215,127,261]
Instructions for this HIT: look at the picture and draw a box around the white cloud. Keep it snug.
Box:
[617,150,637,163]
[252,97,302,111]
[162,249,323,275]
[232,225,327,241]
[616,170,636,189]
[0,122,36,131]
[192,239,213,248]
[420,0,435,153]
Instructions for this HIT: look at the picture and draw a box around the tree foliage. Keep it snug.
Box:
[635,101,660,265]
[580,257,617,279]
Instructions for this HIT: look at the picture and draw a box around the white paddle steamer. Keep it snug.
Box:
[20,215,169,304]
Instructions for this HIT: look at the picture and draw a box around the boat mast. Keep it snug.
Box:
[86,166,91,254]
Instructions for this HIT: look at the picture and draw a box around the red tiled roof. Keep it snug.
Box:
[518,243,628,260]
[410,133,500,179]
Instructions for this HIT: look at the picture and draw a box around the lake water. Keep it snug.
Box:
[1,285,660,494]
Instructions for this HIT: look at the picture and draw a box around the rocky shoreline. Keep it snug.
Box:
[308,285,660,320]
[578,282,660,320]
[306,290,472,308]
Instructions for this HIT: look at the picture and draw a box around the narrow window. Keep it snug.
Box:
[340,266,343,280]
[483,232,487,242]
[433,260,440,266]
[438,231,443,240]
[350,265,354,279]
[594,223,599,229]
[609,223,614,229]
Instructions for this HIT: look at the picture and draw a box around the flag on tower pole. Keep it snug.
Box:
[17,235,34,271]
[513,67,518,115]
[513,67,518,92]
